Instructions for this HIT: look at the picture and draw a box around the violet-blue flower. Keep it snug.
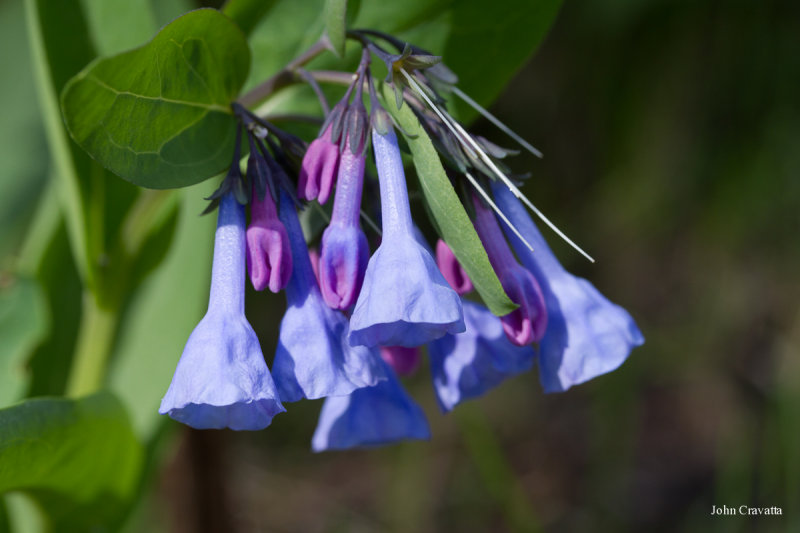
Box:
[311,361,430,451]
[491,182,645,392]
[349,128,464,347]
[159,192,285,430]
[471,194,547,346]
[318,137,370,309]
[429,299,535,412]
[271,189,386,402]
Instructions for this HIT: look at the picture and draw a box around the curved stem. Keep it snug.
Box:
[66,292,118,397]
[238,39,330,108]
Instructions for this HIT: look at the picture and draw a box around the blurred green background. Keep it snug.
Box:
[1,0,799,532]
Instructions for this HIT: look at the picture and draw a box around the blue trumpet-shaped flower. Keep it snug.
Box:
[311,361,430,451]
[429,300,535,412]
[491,182,645,392]
[349,128,464,347]
[271,189,386,402]
[159,193,285,430]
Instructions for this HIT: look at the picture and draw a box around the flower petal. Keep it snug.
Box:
[311,363,430,451]
[429,300,534,411]
[349,234,465,347]
[491,183,644,392]
[159,312,285,430]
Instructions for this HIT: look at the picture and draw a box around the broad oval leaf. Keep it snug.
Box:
[61,8,251,189]
[0,392,142,530]
[382,85,517,317]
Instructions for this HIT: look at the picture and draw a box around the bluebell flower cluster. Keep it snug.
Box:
[160,33,643,451]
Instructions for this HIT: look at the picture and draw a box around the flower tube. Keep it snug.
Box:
[271,189,385,402]
[159,192,285,430]
[318,137,370,309]
[472,195,547,346]
[491,182,644,392]
[349,128,464,347]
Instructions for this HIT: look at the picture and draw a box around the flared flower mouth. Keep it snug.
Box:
[491,182,644,392]
[429,300,534,412]
[349,233,465,347]
[160,398,286,431]
[311,361,430,451]
[159,193,285,430]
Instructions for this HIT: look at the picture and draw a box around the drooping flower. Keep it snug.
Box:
[435,239,473,295]
[471,194,547,346]
[246,188,292,292]
[429,300,535,412]
[318,137,370,310]
[491,182,645,392]
[297,124,339,204]
[311,361,430,451]
[159,192,285,430]
[271,189,386,402]
[380,346,421,376]
[349,128,464,347]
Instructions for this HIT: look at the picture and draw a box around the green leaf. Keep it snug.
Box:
[443,0,562,119]
[0,392,143,530]
[80,0,156,56]
[0,276,48,408]
[222,0,278,38]
[61,9,251,189]
[382,84,517,316]
[109,183,215,440]
[244,0,560,122]
[0,0,47,261]
[325,0,348,57]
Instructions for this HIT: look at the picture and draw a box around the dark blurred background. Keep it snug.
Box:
[3,0,799,531]
[143,2,800,533]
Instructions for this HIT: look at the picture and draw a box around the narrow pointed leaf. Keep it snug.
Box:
[324,0,348,57]
[382,84,516,316]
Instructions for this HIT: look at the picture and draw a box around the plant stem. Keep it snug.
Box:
[238,39,330,107]
[65,292,118,397]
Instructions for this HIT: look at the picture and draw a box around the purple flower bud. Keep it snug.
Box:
[491,182,645,392]
[246,190,292,293]
[298,126,339,204]
[319,140,369,309]
[159,193,285,430]
[271,189,386,401]
[435,239,473,295]
[311,362,430,451]
[349,129,464,347]
[380,346,421,376]
[429,300,535,412]
[472,195,547,346]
